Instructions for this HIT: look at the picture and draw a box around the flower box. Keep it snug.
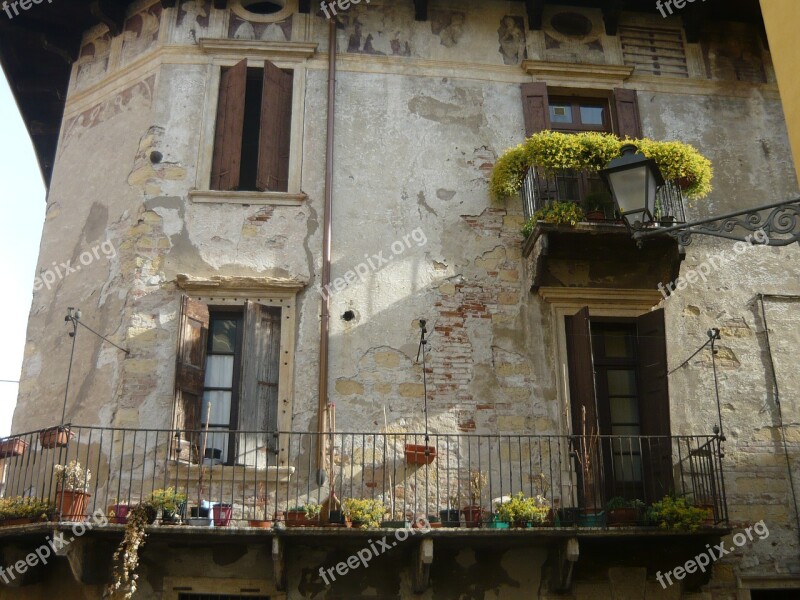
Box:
[40,426,73,449]
[55,489,90,521]
[404,444,436,465]
[0,437,28,458]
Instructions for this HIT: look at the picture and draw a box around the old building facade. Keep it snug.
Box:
[0,0,798,598]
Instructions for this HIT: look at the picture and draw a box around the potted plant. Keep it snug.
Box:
[496,493,550,528]
[248,483,272,528]
[54,460,91,521]
[439,495,461,527]
[647,496,711,532]
[461,470,487,528]
[404,443,437,465]
[150,487,187,524]
[381,510,411,528]
[0,436,28,458]
[343,498,386,529]
[606,497,645,526]
[108,500,130,524]
[40,425,73,449]
[490,130,713,203]
[584,191,612,221]
[522,201,585,237]
[0,497,55,526]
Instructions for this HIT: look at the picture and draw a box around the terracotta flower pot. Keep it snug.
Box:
[248,519,273,529]
[56,489,90,521]
[607,507,639,527]
[0,437,28,458]
[461,505,484,528]
[40,427,73,449]
[404,444,436,465]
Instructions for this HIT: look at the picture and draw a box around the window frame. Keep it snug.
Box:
[547,96,613,133]
[192,40,316,205]
[175,275,304,467]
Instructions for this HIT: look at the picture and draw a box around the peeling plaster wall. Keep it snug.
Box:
[8,0,800,598]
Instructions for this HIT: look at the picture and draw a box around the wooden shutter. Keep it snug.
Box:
[210,59,247,191]
[612,88,643,139]
[636,309,674,501]
[521,82,550,137]
[237,301,282,465]
[256,61,293,192]
[174,297,209,436]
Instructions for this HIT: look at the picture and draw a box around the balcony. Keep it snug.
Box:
[0,426,727,527]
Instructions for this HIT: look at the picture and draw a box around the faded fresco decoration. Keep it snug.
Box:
[543,11,604,64]
[75,33,112,90]
[430,10,465,48]
[229,15,292,41]
[175,0,211,44]
[121,3,162,64]
[701,24,767,83]
[497,15,526,65]
[61,75,156,149]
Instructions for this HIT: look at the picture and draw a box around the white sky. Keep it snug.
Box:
[0,74,47,436]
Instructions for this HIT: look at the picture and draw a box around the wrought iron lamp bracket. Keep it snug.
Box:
[632,197,800,248]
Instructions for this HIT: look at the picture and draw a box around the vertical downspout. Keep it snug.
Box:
[317,17,336,473]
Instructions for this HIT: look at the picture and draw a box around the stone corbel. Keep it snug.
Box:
[272,537,286,591]
[550,537,579,593]
[412,538,433,593]
[54,534,115,585]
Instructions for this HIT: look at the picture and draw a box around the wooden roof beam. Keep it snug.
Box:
[413,0,427,22]
[90,0,126,36]
[525,0,544,31]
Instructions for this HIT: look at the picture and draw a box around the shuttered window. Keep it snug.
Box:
[520,84,642,138]
[210,59,293,193]
[565,308,673,505]
[174,298,282,465]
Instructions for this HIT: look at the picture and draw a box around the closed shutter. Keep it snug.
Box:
[565,307,601,507]
[210,59,247,191]
[612,88,643,139]
[256,61,293,192]
[636,309,674,501]
[520,82,550,137]
[238,301,282,465]
[175,297,209,437]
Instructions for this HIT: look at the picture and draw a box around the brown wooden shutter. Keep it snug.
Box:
[175,297,209,436]
[565,307,602,508]
[520,82,550,137]
[256,61,293,192]
[612,88,643,139]
[636,308,674,501]
[210,59,247,191]
[238,301,282,463]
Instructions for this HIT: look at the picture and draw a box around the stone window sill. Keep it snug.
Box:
[189,190,307,206]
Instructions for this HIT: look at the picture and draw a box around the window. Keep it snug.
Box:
[174,297,282,466]
[548,97,611,132]
[211,60,293,192]
[565,308,672,503]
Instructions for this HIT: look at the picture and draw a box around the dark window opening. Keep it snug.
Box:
[178,594,270,600]
[750,592,800,600]
[242,0,283,14]
[548,96,611,132]
[240,68,265,192]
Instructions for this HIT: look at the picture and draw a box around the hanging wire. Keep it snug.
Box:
[758,294,800,549]
[416,319,429,446]
[668,332,715,375]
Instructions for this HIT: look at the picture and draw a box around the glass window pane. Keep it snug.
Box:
[607,369,637,396]
[202,390,232,425]
[610,396,640,424]
[210,318,238,353]
[580,105,605,125]
[204,355,234,388]
[611,431,642,452]
[549,104,573,124]
[602,328,636,358]
[613,455,643,482]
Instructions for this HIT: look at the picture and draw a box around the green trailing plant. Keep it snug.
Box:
[648,496,710,531]
[606,497,645,510]
[0,497,55,522]
[495,492,550,525]
[107,502,156,599]
[150,487,187,514]
[342,498,386,528]
[304,503,322,521]
[490,131,713,202]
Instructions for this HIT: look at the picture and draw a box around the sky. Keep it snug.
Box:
[0,74,47,436]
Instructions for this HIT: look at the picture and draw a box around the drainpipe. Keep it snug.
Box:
[317,17,336,477]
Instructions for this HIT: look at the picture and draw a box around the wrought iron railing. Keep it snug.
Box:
[520,166,687,225]
[0,426,726,527]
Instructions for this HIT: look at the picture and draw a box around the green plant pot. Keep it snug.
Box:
[577,511,606,528]
[486,520,510,529]
[380,520,411,528]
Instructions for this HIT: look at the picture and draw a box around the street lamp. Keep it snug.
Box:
[599,146,800,247]
[600,144,664,230]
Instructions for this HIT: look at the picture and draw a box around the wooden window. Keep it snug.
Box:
[520,83,642,138]
[174,298,282,465]
[210,59,293,193]
[565,308,672,504]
